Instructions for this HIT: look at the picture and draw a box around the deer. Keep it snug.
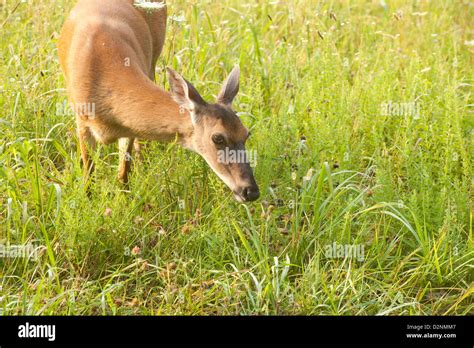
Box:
[57,0,260,202]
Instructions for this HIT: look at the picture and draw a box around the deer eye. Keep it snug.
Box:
[212,134,225,145]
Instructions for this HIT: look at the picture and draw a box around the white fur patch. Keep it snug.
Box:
[133,1,166,12]
[89,127,103,143]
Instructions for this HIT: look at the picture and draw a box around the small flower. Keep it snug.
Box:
[134,216,144,224]
[194,208,202,220]
[127,298,139,307]
[141,261,149,271]
[103,207,112,217]
[131,246,141,255]
[181,224,191,234]
[303,168,314,182]
[143,203,153,212]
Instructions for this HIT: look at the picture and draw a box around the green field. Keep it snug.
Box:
[0,0,473,315]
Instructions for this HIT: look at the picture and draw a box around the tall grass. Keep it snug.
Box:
[0,0,472,315]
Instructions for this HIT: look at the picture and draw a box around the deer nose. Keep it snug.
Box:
[241,186,260,202]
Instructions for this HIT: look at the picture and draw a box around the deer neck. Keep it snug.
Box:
[115,73,195,148]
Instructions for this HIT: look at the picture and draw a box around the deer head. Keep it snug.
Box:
[167,66,260,202]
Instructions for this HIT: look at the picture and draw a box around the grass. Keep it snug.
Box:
[0,0,473,315]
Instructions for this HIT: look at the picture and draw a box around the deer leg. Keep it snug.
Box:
[118,137,135,184]
[77,123,96,183]
[133,138,142,161]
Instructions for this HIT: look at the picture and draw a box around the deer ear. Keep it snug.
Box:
[217,65,240,105]
[167,68,206,123]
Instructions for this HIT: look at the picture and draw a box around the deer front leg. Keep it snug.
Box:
[118,137,135,184]
[77,123,96,184]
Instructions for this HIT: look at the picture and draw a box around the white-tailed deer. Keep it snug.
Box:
[58,0,259,202]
